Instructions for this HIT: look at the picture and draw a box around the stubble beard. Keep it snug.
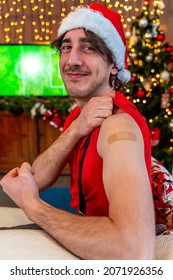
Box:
[64,74,109,99]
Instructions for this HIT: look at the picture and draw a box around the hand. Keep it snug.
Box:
[74,95,114,137]
[0,162,39,210]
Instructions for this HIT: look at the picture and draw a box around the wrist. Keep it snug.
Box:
[65,119,84,140]
[23,196,50,223]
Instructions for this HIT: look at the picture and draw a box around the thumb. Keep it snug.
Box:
[108,91,115,99]
[20,162,32,173]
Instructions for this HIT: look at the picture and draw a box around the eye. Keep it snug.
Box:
[81,44,95,53]
[60,44,72,53]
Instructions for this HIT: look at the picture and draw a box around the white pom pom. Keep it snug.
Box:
[117,69,131,84]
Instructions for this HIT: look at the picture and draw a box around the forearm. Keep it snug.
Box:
[32,122,80,190]
[24,198,117,259]
[25,198,155,260]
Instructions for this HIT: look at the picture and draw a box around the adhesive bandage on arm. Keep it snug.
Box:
[108,131,137,144]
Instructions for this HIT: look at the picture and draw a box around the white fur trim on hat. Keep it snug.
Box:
[117,69,131,84]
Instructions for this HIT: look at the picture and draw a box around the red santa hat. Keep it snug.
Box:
[58,3,131,84]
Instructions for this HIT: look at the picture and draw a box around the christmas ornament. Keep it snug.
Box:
[158,0,165,10]
[170,87,173,95]
[139,17,148,28]
[145,53,153,62]
[130,27,138,45]
[136,88,145,98]
[157,31,165,42]
[168,119,173,129]
[145,0,151,5]
[160,70,170,80]
[130,75,137,82]
[50,114,61,128]
[131,52,137,59]
[39,104,47,115]
[43,110,52,119]
[151,22,159,38]
[144,30,152,40]
[165,45,173,52]
[30,102,41,117]
[125,30,131,40]
[143,78,152,91]
[161,92,170,108]
[150,127,161,147]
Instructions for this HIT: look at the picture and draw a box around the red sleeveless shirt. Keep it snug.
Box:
[63,92,151,216]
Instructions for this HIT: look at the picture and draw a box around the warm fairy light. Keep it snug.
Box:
[0,0,168,44]
[138,60,143,66]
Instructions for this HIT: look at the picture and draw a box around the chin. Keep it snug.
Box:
[66,87,87,98]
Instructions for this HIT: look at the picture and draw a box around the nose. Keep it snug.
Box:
[67,47,83,67]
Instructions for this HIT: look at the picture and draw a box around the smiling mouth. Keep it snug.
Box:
[64,70,90,81]
[67,73,87,79]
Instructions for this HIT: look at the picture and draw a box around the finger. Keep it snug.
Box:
[94,101,113,112]
[0,167,19,187]
[20,162,32,171]
[108,91,116,98]
[18,162,33,176]
[21,162,35,175]
[6,167,19,177]
[95,109,112,118]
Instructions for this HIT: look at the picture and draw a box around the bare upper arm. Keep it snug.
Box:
[97,113,155,239]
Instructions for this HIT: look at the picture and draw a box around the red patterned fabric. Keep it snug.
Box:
[151,157,173,229]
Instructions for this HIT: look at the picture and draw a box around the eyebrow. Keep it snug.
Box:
[61,37,92,44]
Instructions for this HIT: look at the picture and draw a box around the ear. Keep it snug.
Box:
[110,64,118,75]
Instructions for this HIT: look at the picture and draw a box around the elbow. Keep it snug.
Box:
[117,235,155,260]
[107,231,156,260]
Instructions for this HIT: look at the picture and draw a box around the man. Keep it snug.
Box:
[0,4,155,259]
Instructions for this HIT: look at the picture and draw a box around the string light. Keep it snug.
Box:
[0,0,148,44]
[0,0,58,43]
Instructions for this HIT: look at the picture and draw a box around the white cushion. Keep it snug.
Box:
[0,207,79,260]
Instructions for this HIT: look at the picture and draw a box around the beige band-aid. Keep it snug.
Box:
[108,131,137,143]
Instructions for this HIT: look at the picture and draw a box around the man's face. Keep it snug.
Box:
[59,29,115,102]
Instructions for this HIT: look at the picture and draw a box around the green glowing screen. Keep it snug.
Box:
[0,44,67,96]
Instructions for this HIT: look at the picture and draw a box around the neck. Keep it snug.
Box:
[74,87,115,109]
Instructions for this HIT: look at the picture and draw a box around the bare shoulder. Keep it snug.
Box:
[97,110,144,157]
[100,109,140,133]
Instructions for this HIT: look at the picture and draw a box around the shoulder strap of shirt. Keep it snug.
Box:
[78,134,92,216]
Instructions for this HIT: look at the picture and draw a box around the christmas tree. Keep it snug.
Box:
[124,0,173,171]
